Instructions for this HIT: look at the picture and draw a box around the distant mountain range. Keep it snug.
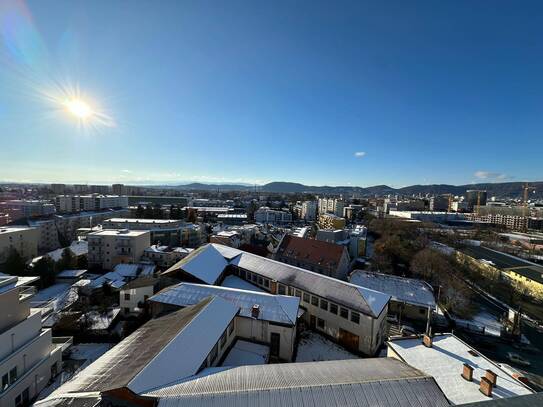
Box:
[170,181,543,198]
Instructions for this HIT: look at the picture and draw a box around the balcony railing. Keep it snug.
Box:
[18,286,37,302]
[52,336,73,352]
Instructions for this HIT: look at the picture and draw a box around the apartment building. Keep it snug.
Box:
[0,201,55,221]
[464,213,530,231]
[0,275,65,407]
[301,201,317,221]
[317,197,344,217]
[164,244,390,355]
[254,207,292,225]
[0,227,39,264]
[55,195,128,214]
[87,229,151,270]
[318,212,346,230]
[275,235,350,280]
[27,208,129,252]
[101,218,194,247]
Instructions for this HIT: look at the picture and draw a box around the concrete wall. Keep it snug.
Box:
[0,228,39,263]
[235,317,295,361]
[120,286,154,315]
[0,290,30,333]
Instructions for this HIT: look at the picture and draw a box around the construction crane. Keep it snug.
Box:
[475,190,481,216]
[522,183,536,217]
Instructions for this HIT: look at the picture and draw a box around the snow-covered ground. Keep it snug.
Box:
[222,340,269,366]
[295,331,360,362]
[221,275,265,292]
[80,308,121,331]
[455,310,503,336]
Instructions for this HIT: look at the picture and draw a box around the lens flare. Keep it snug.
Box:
[65,98,92,119]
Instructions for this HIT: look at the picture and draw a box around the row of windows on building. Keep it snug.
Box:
[233,268,361,325]
[202,318,235,371]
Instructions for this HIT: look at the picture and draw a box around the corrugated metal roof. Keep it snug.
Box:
[150,283,299,325]
[51,297,237,395]
[164,244,228,284]
[147,358,449,407]
[230,250,390,317]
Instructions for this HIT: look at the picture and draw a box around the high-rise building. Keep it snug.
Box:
[317,198,344,217]
[50,183,66,195]
[301,201,317,221]
[55,195,128,214]
[466,190,487,209]
[87,229,151,270]
[0,227,39,264]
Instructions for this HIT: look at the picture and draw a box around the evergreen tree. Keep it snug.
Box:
[4,249,26,276]
[135,205,145,218]
[33,257,56,288]
[57,248,76,271]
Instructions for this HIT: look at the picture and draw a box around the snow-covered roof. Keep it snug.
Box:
[350,270,436,309]
[51,297,239,396]
[34,240,89,263]
[387,334,533,405]
[114,263,155,278]
[57,269,87,279]
[222,340,269,367]
[221,275,264,292]
[228,248,390,317]
[151,283,299,325]
[146,358,449,407]
[165,244,229,284]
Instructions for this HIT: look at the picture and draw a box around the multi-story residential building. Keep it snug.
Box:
[254,207,292,225]
[318,197,344,217]
[0,275,66,407]
[111,184,126,196]
[142,245,192,268]
[179,223,204,248]
[49,184,66,195]
[0,201,55,221]
[0,227,39,264]
[28,208,129,252]
[275,235,350,280]
[87,229,151,270]
[210,231,241,248]
[163,244,389,355]
[465,189,487,209]
[54,195,128,214]
[464,213,534,231]
[429,196,450,212]
[318,213,346,230]
[316,226,367,258]
[102,218,186,246]
[301,201,317,221]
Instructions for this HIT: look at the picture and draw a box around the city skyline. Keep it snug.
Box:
[1,0,543,186]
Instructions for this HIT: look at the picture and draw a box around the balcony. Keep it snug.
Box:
[52,336,73,352]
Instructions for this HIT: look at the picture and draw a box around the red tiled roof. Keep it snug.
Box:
[277,235,345,269]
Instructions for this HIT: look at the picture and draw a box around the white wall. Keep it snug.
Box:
[235,317,295,361]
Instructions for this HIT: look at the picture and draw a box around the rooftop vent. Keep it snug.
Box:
[251,304,260,319]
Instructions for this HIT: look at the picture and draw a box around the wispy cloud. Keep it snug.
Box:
[354,151,366,158]
[121,169,132,173]
[474,171,509,181]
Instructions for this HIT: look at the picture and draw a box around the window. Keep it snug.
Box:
[228,320,234,336]
[124,307,130,314]
[288,287,294,296]
[317,318,325,329]
[311,296,319,306]
[209,343,218,364]
[124,293,130,301]
[329,303,338,315]
[295,289,302,298]
[340,307,349,319]
[263,279,270,288]
[9,367,17,385]
[15,394,22,407]
[2,373,8,391]
[278,284,286,295]
[303,293,310,303]
[320,299,328,311]
[251,273,257,282]
[258,277,263,285]
[220,331,227,348]
[350,312,360,324]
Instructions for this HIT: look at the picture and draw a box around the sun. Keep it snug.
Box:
[65,98,93,119]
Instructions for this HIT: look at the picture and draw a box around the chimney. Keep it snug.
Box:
[423,334,433,348]
[485,370,497,386]
[479,377,493,397]
[461,363,474,381]
[251,304,260,319]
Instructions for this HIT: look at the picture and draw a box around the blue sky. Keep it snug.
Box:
[1,0,542,187]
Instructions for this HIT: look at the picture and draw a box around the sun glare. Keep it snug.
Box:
[65,98,93,119]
